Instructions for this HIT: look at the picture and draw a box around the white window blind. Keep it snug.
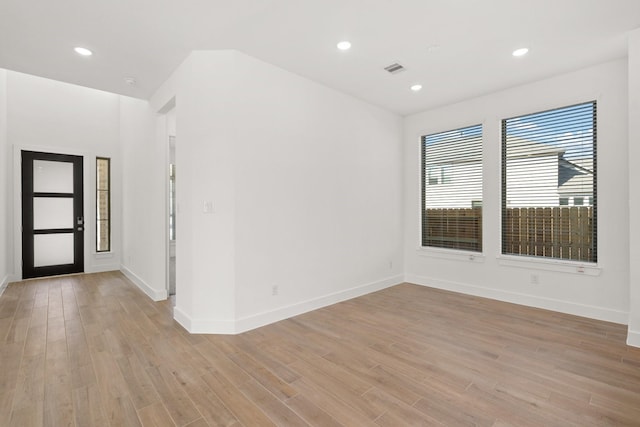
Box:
[421,124,483,252]
[502,101,597,262]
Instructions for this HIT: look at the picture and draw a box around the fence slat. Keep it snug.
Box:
[423,206,593,261]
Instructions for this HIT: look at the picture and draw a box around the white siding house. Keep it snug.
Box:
[424,137,594,208]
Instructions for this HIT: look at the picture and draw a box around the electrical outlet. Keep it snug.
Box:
[530,274,539,285]
[272,285,279,296]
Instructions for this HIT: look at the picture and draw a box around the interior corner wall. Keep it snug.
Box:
[119,96,167,301]
[628,29,640,347]
[0,69,10,291]
[166,51,239,332]
[231,51,404,331]
[162,50,404,333]
[404,59,629,325]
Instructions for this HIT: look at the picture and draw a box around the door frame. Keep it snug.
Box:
[13,144,91,280]
[21,150,84,279]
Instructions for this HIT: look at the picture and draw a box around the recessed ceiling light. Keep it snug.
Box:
[411,84,423,92]
[512,47,529,57]
[74,47,93,56]
[337,41,351,51]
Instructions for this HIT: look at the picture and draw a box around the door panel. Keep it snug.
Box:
[33,197,74,229]
[33,160,74,192]
[22,151,84,279]
[34,234,75,267]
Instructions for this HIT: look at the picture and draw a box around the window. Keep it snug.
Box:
[422,124,483,252]
[502,101,596,262]
[96,157,110,252]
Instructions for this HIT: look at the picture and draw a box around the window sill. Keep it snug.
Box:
[94,252,114,259]
[416,247,485,263]
[497,255,601,276]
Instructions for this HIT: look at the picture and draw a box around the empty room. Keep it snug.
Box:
[1,0,640,425]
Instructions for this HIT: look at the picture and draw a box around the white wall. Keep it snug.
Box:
[232,52,404,327]
[5,70,123,276]
[119,97,167,300]
[0,69,10,293]
[628,29,640,346]
[162,51,239,331]
[153,50,404,333]
[405,59,629,324]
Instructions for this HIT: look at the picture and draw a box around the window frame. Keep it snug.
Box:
[421,123,483,253]
[500,101,597,264]
[96,157,111,253]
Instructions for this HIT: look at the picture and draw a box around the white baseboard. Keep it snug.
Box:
[173,306,237,334]
[235,274,404,334]
[628,330,640,348]
[405,274,628,325]
[120,265,168,302]
[173,274,405,335]
[0,275,10,297]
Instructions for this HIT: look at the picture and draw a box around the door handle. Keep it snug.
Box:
[77,217,84,225]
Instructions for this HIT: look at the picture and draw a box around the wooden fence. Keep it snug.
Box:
[423,207,595,262]
[423,207,483,252]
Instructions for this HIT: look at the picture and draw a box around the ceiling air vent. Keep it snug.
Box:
[384,62,405,74]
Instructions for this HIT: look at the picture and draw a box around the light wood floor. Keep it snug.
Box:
[1,272,640,426]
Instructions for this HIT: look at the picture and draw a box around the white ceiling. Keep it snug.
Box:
[1,0,639,115]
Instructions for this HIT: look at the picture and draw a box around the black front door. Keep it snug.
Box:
[22,151,84,279]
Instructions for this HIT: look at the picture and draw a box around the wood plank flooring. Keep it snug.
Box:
[1,271,640,426]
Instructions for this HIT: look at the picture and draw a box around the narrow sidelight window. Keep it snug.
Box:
[96,157,110,252]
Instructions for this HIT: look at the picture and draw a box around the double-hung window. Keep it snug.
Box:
[502,101,597,262]
[421,124,483,252]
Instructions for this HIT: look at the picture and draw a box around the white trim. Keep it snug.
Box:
[120,265,167,301]
[173,274,404,335]
[416,247,485,263]
[87,264,119,274]
[497,255,601,276]
[234,274,404,334]
[405,273,628,325]
[93,252,114,259]
[173,306,236,334]
[627,330,640,348]
[0,275,10,296]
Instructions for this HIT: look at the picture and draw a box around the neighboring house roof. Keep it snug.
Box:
[423,136,564,166]
[558,158,594,195]
[506,137,565,160]
[423,135,482,166]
